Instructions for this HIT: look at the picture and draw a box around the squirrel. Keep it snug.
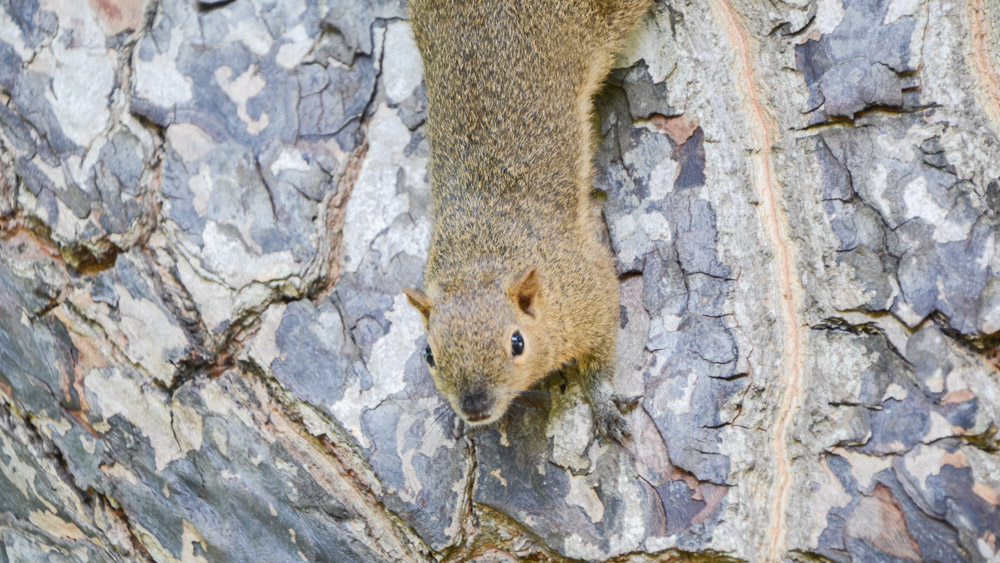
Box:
[404,0,651,443]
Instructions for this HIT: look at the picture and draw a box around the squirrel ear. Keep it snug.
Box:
[403,288,433,321]
[509,267,541,317]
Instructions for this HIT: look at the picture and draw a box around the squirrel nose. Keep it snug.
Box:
[460,390,494,422]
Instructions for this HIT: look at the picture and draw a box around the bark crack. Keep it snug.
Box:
[968,0,1000,134]
[710,2,807,560]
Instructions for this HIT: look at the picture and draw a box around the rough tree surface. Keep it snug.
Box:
[1,0,999,561]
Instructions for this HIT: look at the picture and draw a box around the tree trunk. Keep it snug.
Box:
[1,0,999,561]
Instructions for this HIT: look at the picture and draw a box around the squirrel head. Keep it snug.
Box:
[404,268,551,427]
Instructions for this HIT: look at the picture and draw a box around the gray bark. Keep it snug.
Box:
[1,0,999,561]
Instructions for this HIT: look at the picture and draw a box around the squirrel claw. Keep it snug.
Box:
[613,394,642,413]
[595,407,632,444]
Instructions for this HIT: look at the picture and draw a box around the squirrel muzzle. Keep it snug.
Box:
[459,388,495,423]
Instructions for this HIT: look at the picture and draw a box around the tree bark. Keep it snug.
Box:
[1,0,999,561]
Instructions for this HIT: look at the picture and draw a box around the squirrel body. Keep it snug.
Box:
[406,0,650,441]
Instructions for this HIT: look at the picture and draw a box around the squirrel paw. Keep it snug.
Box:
[594,403,632,444]
[613,394,642,413]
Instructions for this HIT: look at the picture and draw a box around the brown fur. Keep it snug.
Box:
[405,0,651,442]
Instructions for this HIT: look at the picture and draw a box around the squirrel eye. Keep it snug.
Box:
[511,331,524,357]
[423,345,435,368]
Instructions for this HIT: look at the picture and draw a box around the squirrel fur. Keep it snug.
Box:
[405,0,651,442]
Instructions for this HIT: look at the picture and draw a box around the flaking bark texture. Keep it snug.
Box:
[1,0,999,561]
